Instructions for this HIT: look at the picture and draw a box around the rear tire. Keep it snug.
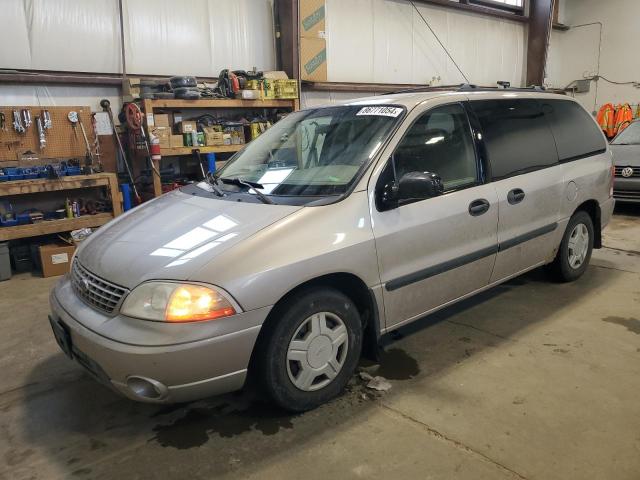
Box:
[548,210,594,282]
[255,287,362,412]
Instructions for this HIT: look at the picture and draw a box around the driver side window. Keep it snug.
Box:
[394,103,478,191]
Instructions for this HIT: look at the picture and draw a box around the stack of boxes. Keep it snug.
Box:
[300,0,327,82]
[152,113,250,149]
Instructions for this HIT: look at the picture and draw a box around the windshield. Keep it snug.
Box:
[612,121,640,145]
[217,105,404,197]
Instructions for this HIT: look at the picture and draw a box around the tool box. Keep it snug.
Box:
[10,244,32,273]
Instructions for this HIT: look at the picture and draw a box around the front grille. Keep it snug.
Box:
[613,189,640,200]
[71,260,128,314]
[614,166,640,177]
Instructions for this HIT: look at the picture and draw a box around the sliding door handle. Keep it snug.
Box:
[507,188,525,205]
[469,199,490,216]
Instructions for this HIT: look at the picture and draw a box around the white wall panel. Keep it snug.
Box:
[0,85,121,117]
[547,0,640,113]
[123,0,212,76]
[0,0,32,69]
[0,0,122,73]
[301,90,376,109]
[325,0,525,86]
[208,0,276,72]
[1,0,276,77]
[326,0,375,83]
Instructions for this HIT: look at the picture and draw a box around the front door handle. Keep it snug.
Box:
[468,199,490,216]
[507,188,525,205]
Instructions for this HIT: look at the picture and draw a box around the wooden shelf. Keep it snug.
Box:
[0,213,113,241]
[143,98,298,197]
[0,173,115,197]
[145,99,297,109]
[160,145,244,156]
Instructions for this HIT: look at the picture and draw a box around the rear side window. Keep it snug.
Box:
[472,99,559,180]
[540,99,607,161]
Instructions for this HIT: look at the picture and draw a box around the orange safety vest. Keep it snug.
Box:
[614,103,633,136]
[597,103,616,138]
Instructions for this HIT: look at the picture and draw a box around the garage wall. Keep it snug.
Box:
[302,0,526,108]
[0,0,276,111]
[547,0,640,114]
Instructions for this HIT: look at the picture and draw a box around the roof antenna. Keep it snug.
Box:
[409,1,471,84]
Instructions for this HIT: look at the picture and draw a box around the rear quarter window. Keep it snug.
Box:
[471,99,559,180]
[539,99,607,161]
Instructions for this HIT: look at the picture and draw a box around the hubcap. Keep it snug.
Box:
[286,312,349,392]
[568,223,589,269]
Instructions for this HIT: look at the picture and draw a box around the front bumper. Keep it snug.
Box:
[614,177,640,203]
[49,276,270,403]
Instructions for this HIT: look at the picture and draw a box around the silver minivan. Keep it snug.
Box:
[49,87,615,411]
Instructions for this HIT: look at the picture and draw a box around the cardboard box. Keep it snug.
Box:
[300,37,327,82]
[154,113,171,127]
[170,135,184,148]
[40,244,76,278]
[177,121,197,134]
[300,0,325,38]
[150,126,171,148]
[203,128,224,146]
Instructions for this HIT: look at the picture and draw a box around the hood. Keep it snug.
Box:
[78,189,301,289]
[611,144,640,167]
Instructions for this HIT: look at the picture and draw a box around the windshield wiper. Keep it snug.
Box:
[220,177,275,205]
[204,172,226,197]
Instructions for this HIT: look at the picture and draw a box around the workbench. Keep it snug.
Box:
[0,173,122,241]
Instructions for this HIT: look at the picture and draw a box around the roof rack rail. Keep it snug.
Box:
[383,83,555,95]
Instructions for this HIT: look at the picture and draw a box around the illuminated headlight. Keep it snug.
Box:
[121,282,237,322]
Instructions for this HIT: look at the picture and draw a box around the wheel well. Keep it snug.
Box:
[575,200,601,248]
[249,274,381,377]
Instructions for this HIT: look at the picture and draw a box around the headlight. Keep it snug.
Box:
[121,282,237,322]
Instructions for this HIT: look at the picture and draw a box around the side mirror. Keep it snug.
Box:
[397,171,444,203]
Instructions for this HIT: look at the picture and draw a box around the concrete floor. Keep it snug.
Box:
[1,206,639,480]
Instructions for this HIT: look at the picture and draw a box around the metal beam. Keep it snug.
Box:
[526,0,555,86]
[275,0,299,80]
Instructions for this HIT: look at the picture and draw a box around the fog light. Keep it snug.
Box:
[126,376,168,400]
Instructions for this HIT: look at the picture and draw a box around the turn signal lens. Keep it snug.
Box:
[165,285,236,322]
[610,163,615,198]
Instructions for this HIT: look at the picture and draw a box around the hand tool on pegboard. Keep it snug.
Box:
[12,110,25,133]
[67,111,95,172]
[100,99,141,202]
[124,102,161,180]
[36,116,46,150]
[42,109,52,130]
[0,113,6,132]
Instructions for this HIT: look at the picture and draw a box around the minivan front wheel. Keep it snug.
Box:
[549,211,594,282]
[257,288,362,412]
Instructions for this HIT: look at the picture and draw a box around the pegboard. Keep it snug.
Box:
[0,106,96,162]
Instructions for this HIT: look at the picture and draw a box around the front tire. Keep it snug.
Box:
[256,288,362,412]
[548,210,594,282]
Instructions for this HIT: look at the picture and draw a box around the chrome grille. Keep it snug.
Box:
[71,260,128,314]
[614,166,640,177]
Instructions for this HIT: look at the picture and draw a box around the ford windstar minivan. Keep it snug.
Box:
[50,86,615,411]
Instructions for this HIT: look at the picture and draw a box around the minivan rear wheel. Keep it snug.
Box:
[256,287,362,412]
[548,210,594,282]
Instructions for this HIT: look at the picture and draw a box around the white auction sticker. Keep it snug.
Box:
[356,106,404,117]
